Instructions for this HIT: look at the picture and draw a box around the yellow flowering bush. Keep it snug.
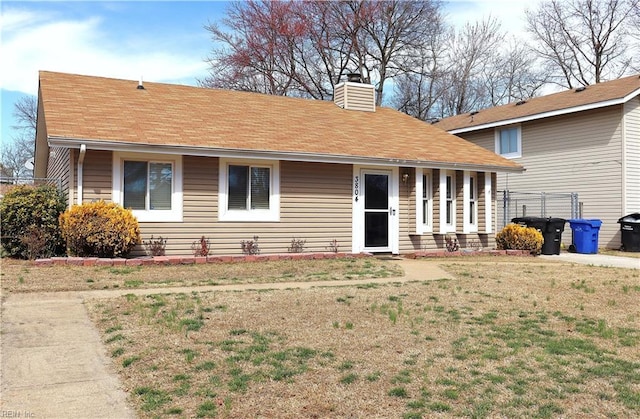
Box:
[495,223,543,255]
[59,201,141,257]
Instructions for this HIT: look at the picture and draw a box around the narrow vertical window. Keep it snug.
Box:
[469,175,476,225]
[446,174,453,225]
[422,174,430,225]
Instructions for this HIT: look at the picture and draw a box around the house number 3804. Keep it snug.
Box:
[354,175,359,202]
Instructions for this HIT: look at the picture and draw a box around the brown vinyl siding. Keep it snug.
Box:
[45,147,70,203]
[455,171,463,231]
[125,158,353,256]
[77,151,502,255]
[624,97,640,214]
[82,150,112,203]
[458,107,626,248]
[399,168,416,251]
[478,172,486,232]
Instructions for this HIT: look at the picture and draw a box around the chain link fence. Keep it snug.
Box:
[498,190,579,230]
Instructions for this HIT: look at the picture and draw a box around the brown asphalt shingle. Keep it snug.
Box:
[436,74,640,132]
[39,71,522,171]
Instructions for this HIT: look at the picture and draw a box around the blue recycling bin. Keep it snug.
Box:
[568,219,602,254]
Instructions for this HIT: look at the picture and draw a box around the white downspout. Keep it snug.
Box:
[77,144,86,205]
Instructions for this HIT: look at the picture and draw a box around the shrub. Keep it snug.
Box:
[191,236,210,257]
[0,184,66,259]
[288,237,306,253]
[143,235,167,256]
[240,236,260,255]
[326,239,340,253]
[445,235,460,252]
[495,223,543,254]
[59,201,141,257]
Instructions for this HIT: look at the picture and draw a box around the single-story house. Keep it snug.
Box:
[34,71,522,256]
[436,75,640,250]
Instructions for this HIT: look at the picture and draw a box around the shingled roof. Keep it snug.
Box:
[37,71,522,172]
[436,74,640,133]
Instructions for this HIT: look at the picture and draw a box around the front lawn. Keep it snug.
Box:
[86,260,640,418]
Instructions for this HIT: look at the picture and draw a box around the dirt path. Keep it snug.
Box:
[0,260,451,418]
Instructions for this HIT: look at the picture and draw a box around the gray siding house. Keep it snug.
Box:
[437,75,640,250]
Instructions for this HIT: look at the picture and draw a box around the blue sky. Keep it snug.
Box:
[1,0,539,147]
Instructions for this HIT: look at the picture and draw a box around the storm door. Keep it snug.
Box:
[363,171,392,251]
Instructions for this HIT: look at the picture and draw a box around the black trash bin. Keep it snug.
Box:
[512,217,566,255]
[618,213,640,252]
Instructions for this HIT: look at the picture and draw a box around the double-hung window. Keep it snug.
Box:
[423,174,431,226]
[464,171,478,233]
[415,168,432,234]
[446,174,454,225]
[495,125,521,158]
[113,152,183,222]
[439,170,456,233]
[469,174,476,225]
[219,158,280,221]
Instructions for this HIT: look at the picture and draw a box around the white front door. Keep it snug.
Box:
[353,167,399,253]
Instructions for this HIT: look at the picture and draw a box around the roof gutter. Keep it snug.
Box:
[449,90,640,134]
[48,136,524,174]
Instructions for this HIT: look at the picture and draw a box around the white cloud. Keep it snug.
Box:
[0,8,208,95]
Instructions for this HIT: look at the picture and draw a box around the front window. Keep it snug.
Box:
[228,165,270,210]
[219,158,280,222]
[124,161,172,210]
[496,126,521,158]
[113,152,183,222]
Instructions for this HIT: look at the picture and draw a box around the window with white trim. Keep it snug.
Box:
[469,174,477,225]
[463,171,478,233]
[416,169,433,234]
[422,173,431,227]
[219,158,280,222]
[446,174,454,226]
[439,170,456,233]
[124,161,172,210]
[113,152,183,222]
[495,126,521,158]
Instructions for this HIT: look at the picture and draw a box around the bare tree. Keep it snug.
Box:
[1,95,37,179]
[479,39,548,107]
[201,0,444,106]
[391,16,448,120]
[526,0,638,88]
[201,1,306,95]
[437,17,506,116]
[355,0,442,106]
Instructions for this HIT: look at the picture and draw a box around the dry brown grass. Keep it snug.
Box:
[599,249,640,258]
[0,257,403,294]
[85,259,640,418]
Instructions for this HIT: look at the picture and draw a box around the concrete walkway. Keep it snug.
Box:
[0,259,452,418]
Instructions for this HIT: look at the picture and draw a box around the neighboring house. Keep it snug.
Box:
[436,74,640,250]
[34,71,522,256]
